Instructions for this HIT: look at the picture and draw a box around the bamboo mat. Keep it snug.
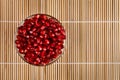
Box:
[0,0,120,80]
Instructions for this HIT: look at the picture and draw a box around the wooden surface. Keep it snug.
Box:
[0,0,120,80]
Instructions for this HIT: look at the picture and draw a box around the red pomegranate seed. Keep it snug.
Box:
[29,31,33,34]
[45,21,50,26]
[40,30,46,35]
[32,27,37,31]
[49,48,53,51]
[44,34,48,38]
[22,29,27,35]
[50,24,56,28]
[40,35,44,39]
[40,14,47,20]
[15,40,20,44]
[26,35,30,38]
[35,14,40,18]
[55,45,64,49]
[34,61,39,65]
[44,39,50,45]
[32,32,38,36]
[50,51,55,55]
[26,44,32,50]
[17,35,22,40]
[50,43,56,47]
[36,58,41,63]
[24,49,28,53]
[57,41,64,45]
[49,33,55,37]
[16,44,21,48]
[33,42,38,47]
[18,28,23,34]
[27,25,31,31]
[40,51,46,58]
[49,18,56,23]
[36,51,40,55]
[35,20,41,27]
[52,53,58,58]
[52,38,57,41]
[36,38,41,43]
[61,29,66,35]
[19,49,24,53]
[54,28,58,32]
[37,46,42,51]
[42,46,47,51]
[43,59,50,64]
[40,25,46,30]
[46,54,50,58]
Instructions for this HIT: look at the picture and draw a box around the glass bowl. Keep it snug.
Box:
[15,14,66,66]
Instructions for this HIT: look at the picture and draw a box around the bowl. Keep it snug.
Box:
[15,14,66,66]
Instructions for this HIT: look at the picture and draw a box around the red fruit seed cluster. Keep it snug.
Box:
[15,14,66,66]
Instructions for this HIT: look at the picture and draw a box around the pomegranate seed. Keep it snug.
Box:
[49,48,53,51]
[52,54,58,58]
[36,38,41,43]
[54,28,58,32]
[46,54,50,58]
[27,44,32,50]
[27,25,31,31]
[43,59,50,64]
[35,20,41,27]
[49,18,56,23]
[36,58,41,63]
[35,14,40,18]
[40,35,44,39]
[26,35,30,38]
[43,46,47,51]
[16,44,21,48]
[44,34,48,38]
[58,50,62,54]
[32,32,38,36]
[15,40,20,44]
[40,14,47,20]
[45,21,50,26]
[52,38,57,41]
[44,39,50,45]
[22,29,26,34]
[33,42,38,47]
[55,45,64,49]
[29,31,33,34]
[50,33,55,37]
[40,30,46,35]
[32,27,37,31]
[41,20,45,23]
[19,49,24,53]
[17,35,22,40]
[36,51,40,55]
[50,51,55,55]
[50,24,56,28]
[38,46,42,51]
[24,49,28,53]
[18,28,22,34]
[34,61,39,65]
[61,29,66,35]
[50,43,56,47]
[40,25,46,30]
[40,51,45,58]
[57,41,64,45]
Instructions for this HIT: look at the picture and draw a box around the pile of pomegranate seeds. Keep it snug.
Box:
[15,14,66,66]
